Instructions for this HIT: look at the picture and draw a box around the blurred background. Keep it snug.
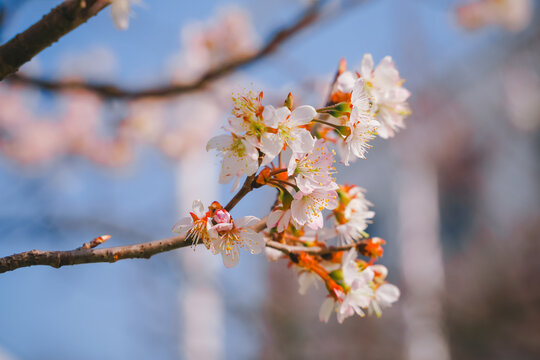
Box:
[0,0,539,359]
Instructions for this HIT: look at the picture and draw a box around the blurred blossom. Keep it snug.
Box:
[170,7,260,82]
[504,63,540,131]
[456,0,533,32]
[110,0,140,30]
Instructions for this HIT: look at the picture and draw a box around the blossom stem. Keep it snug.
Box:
[224,173,257,212]
[269,168,287,177]
[311,118,341,130]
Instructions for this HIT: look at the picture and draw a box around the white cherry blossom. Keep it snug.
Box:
[288,139,337,194]
[260,105,316,161]
[266,208,292,233]
[208,215,265,268]
[335,187,375,245]
[360,54,410,139]
[291,188,338,230]
[206,134,259,185]
[172,200,210,247]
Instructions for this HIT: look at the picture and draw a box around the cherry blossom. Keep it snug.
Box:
[172,200,211,248]
[288,139,337,194]
[360,54,411,139]
[208,215,265,268]
[334,186,375,245]
[291,188,338,230]
[260,105,317,160]
[206,134,259,186]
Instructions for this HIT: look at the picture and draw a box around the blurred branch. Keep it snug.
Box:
[0,0,109,81]
[6,1,325,99]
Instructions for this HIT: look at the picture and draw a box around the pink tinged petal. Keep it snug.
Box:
[213,209,231,224]
[319,298,335,323]
[306,212,324,230]
[241,230,265,254]
[211,223,234,232]
[277,210,291,233]
[289,105,317,126]
[361,53,374,79]
[221,245,240,268]
[172,217,193,235]
[274,107,292,124]
[267,210,283,229]
[287,152,301,176]
[290,196,309,226]
[288,128,315,154]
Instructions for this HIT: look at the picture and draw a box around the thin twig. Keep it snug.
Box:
[224,173,257,212]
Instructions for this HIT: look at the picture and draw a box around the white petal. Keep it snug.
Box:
[241,230,265,254]
[111,0,131,30]
[288,128,315,154]
[172,217,192,235]
[206,134,232,151]
[267,210,283,229]
[261,133,284,160]
[377,284,400,305]
[361,53,374,79]
[192,200,205,217]
[221,245,240,268]
[319,298,335,323]
[289,105,317,126]
[235,215,261,228]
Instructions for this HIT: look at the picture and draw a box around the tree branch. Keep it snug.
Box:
[266,240,368,256]
[6,2,323,99]
[0,0,109,81]
[0,218,268,274]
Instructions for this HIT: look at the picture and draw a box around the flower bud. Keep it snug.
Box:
[213,209,232,224]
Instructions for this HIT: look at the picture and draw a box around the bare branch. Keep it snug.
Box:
[0,218,267,274]
[6,2,323,99]
[0,0,109,81]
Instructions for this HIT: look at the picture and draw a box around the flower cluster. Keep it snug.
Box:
[173,55,410,322]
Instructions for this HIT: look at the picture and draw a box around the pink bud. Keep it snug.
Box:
[213,209,231,224]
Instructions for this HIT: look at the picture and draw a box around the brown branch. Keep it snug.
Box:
[0,0,109,81]
[224,173,257,212]
[266,240,368,256]
[79,234,111,250]
[6,2,323,99]
[0,218,267,274]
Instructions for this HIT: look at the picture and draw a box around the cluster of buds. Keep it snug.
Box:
[174,54,410,322]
